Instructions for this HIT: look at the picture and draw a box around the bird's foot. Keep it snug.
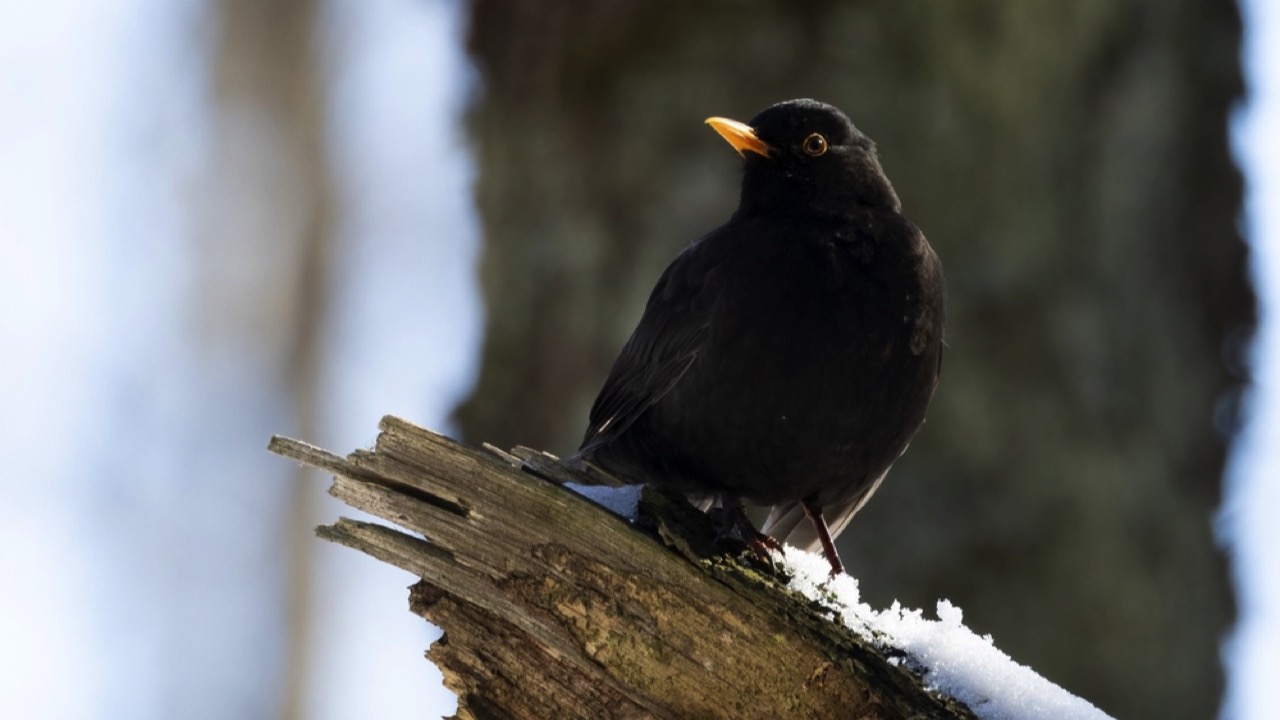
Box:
[743,530,784,562]
[709,496,783,565]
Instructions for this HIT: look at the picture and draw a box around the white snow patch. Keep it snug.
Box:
[567,484,643,520]
[778,546,1114,720]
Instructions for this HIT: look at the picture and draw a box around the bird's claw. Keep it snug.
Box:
[709,498,783,566]
[745,531,784,561]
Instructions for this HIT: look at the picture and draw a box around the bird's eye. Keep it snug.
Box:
[802,133,828,157]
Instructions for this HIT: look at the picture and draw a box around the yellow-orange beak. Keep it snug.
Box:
[705,116,771,158]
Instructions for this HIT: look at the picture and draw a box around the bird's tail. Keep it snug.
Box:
[760,471,888,552]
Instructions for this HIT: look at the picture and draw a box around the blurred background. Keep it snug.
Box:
[0,1,1274,719]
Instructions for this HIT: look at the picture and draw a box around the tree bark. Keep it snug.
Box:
[269,416,977,720]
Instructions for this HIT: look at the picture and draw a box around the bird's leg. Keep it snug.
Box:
[802,500,846,577]
[713,495,783,561]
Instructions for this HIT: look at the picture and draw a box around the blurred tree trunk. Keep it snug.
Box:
[453,2,1252,718]
[206,1,334,718]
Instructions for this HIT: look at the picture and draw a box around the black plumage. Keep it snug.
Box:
[574,99,944,575]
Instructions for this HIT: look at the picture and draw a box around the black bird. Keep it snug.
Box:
[574,99,944,575]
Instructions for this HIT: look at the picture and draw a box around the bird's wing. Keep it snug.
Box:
[576,235,724,457]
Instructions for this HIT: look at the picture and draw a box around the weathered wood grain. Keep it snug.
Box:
[269,416,975,720]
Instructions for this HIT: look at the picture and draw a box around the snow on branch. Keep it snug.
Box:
[268,415,1110,720]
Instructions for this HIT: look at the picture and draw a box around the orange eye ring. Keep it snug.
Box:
[802,133,828,157]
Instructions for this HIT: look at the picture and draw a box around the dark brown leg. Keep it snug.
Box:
[802,500,845,576]
[717,495,783,560]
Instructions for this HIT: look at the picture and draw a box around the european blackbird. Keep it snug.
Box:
[574,99,944,575]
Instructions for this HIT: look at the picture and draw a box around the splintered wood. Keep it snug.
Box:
[268,416,973,720]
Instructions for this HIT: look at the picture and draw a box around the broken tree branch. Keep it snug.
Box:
[268,415,975,719]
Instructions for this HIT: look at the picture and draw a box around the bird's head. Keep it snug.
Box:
[706,99,900,218]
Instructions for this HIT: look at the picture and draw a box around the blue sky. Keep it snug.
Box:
[1223,1,1280,717]
[0,1,1273,718]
